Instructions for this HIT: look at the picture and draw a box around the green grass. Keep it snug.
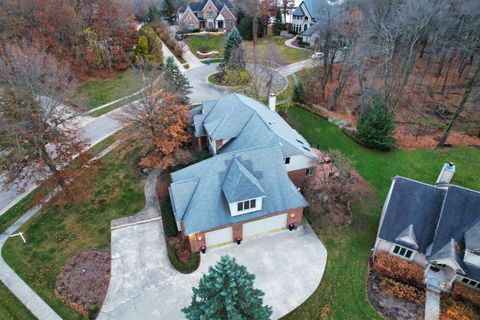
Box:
[2,146,145,320]
[0,134,117,235]
[184,35,225,58]
[244,36,312,64]
[71,69,143,110]
[277,75,296,103]
[0,281,35,320]
[281,104,480,319]
[90,92,142,117]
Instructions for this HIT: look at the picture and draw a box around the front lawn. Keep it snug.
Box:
[244,36,312,64]
[71,69,144,111]
[281,104,480,319]
[0,281,35,320]
[2,144,145,320]
[184,34,225,58]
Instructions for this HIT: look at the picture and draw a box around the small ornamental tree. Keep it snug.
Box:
[357,95,395,151]
[292,82,306,104]
[133,26,164,68]
[162,56,192,104]
[182,255,272,320]
[223,28,244,69]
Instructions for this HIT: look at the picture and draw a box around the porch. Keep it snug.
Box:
[424,264,457,292]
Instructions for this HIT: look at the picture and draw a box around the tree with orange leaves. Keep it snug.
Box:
[0,43,98,207]
[118,71,191,170]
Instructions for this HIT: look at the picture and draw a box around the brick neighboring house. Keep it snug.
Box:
[178,0,236,32]
[169,93,319,252]
[373,164,480,292]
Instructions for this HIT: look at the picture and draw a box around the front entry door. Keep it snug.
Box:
[218,20,224,29]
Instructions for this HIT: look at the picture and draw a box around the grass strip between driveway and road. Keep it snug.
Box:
[281,104,480,319]
[1,136,145,320]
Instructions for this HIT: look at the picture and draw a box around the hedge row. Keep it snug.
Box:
[373,252,424,287]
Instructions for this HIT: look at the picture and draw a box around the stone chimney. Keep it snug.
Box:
[436,162,455,185]
[268,93,276,112]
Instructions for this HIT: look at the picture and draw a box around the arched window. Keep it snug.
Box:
[304,24,308,31]
[305,16,308,21]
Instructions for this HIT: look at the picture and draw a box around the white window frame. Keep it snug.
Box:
[391,244,415,260]
[208,11,213,17]
[460,276,480,289]
[237,199,256,212]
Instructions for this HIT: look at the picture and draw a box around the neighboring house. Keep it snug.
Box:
[292,0,344,46]
[373,163,480,292]
[169,93,319,252]
[178,0,236,32]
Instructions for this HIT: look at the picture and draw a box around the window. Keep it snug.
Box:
[285,157,290,164]
[306,168,313,176]
[461,277,480,288]
[208,11,213,17]
[188,24,194,30]
[208,21,214,28]
[392,244,414,259]
[237,199,257,212]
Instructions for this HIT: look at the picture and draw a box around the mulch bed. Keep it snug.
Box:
[367,267,424,320]
[167,236,193,264]
[55,248,110,317]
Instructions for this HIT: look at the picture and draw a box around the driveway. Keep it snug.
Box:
[185,63,232,104]
[98,217,327,320]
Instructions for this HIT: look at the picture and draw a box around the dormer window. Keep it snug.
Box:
[237,199,257,212]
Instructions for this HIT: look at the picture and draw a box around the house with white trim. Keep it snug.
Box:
[373,164,480,292]
[169,93,319,252]
[178,0,236,32]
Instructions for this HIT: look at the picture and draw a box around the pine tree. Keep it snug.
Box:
[357,95,396,151]
[182,255,272,320]
[162,56,192,104]
[292,82,306,104]
[272,8,284,36]
[223,28,243,68]
[162,0,176,25]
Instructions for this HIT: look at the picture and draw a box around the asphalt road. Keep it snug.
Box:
[0,64,232,215]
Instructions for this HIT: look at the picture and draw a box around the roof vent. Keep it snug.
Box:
[436,162,455,185]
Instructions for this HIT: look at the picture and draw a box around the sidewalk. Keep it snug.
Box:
[0,142,120,320]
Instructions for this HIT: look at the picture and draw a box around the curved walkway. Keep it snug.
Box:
[284,38,312,51]
[99,169,327,320]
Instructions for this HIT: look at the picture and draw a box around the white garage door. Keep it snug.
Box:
[205,227,233,248]
[243,213,287,239]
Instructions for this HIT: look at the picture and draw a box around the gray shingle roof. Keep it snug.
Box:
[187,0,233,12]
[379,177,480,282]
[222,159,266,203]
[395,224,419,250]
[429,186,480,259]
[379,177,446,253]
[292,6,304,16]
[465,220,480,252]
[169,145,308,234]
[195,93,318,159]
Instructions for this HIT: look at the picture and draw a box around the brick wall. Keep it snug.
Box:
[185,207,305,252]
[180,10,199,30]
[288,168,308,188]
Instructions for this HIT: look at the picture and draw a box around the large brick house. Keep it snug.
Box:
[169,93,319,252]
[373,164,480,292]
[178,0,236,32]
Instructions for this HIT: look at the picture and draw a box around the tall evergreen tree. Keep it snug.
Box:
[357,95,395,151]
[182,255,272,320]
[292,82,306,104]
[272,8,284,36]
[162,56,192,104]
[223,28,244,68]
[161,0,176,25]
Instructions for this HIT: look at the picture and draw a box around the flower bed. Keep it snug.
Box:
[373,252,424,287]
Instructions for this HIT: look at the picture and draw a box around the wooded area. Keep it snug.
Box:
[300,0,480,148]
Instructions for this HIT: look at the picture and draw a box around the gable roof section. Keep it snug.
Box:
[395,224,419,250]
[465,220,480,252]
[429,238,466,273]
[169,145,308,234]
[429,186,480,259]
[186,0,233,12]
[292,6,304,16]
[169,178,199,221]
[378,177,446,253]
[222,159,266,203]
[195,93,317,158]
